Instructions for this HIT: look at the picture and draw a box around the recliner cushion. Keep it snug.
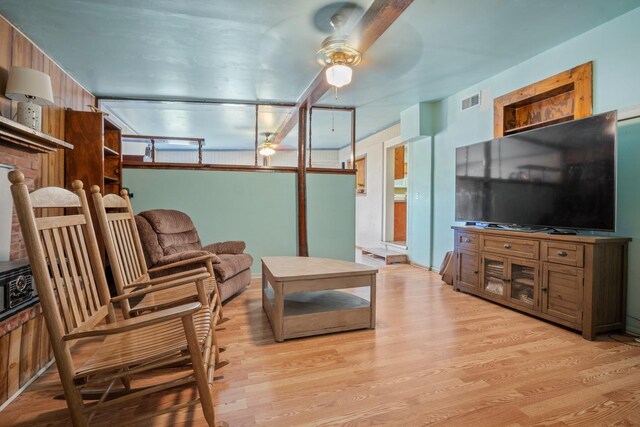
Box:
[213,253,253,282]
[138,209,203,255]
[159,230,202,255]
[139,209,199,235]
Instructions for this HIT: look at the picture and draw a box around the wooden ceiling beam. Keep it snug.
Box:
[288,0,413,257]
[273,0,414,144]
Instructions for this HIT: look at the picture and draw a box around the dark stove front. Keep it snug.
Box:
[0,260,38,321]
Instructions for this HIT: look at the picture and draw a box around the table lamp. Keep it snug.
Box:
[5,66,54,131]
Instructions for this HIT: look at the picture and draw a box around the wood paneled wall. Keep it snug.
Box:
[0,14,95,407]
[0,15,95,193]
[0,306,51,405]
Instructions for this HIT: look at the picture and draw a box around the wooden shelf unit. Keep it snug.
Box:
[103,145,119,156]
[64,110,122,260]
[493,62,592,137]
[452,226,630,340]
[64,109,122,195]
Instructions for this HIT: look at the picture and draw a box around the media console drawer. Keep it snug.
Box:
[455,231,478,251]
[541,242,584,267]
[481,236,539,259]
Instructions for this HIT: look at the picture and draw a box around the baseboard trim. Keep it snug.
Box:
[0,358,55,412]
[626,322,640,337]
[410,262,432,271]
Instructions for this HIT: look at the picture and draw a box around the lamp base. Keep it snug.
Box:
[16,101,42,132]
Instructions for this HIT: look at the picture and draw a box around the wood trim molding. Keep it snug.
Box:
[307,168,356,175]
[122,161,298,173]
[122,134,204,142]
[493,62,593,137]
[122,162,357,175]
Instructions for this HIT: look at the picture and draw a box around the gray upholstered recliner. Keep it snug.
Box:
[135,209,253,302]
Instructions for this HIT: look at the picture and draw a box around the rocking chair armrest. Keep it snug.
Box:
[148,254,214,273]
[122,267,209,288]
[114,271,211,300]
[64,302,202,340]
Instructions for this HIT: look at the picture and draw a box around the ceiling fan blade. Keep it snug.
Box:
[349,0,413,52]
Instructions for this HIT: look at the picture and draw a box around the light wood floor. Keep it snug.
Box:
[3,264,640,426]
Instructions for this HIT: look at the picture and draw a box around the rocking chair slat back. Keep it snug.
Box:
[92,187,149,315]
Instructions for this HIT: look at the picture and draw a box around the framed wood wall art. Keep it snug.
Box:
[493,62,593,137]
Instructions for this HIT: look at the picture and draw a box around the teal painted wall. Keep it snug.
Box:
[307,173,356,262]
[429,7,640,332]
[122,169,355,274]
[616,117,640,334]
[407,137,432,267]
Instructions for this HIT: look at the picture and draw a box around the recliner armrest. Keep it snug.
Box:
[203,241,246,255]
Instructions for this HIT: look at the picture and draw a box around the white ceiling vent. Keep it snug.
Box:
[462,93,481,111]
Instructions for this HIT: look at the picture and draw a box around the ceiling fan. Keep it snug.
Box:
[259,132,278,156]
[315,2,365,89]
[272,0,414,145]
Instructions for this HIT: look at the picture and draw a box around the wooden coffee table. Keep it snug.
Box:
[261,256,378,342]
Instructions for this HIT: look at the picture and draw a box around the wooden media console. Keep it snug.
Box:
[452,226,630,340]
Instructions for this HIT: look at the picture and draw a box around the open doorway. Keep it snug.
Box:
[384,143,408,248]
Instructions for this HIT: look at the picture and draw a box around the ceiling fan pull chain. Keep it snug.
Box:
[332,106,335,132]
[332,87,339,132]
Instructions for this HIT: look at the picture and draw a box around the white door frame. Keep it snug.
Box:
[381,136,407,247]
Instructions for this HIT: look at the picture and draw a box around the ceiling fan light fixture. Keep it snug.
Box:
[259,131,277,156]
[316,29,361,89]
[259,144,276,157]
[326,63,352,88]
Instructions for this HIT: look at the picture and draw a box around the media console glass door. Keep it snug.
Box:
[508,260,538,310]
[481,254,507,299]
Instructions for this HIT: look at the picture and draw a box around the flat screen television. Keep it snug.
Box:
[455,111,617,231]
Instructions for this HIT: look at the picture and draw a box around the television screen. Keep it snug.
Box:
[455,111,616,231]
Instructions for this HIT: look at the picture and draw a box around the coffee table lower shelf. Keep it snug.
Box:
[263,288,373,341]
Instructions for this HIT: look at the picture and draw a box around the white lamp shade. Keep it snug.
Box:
[325,64,352,88]
[5,66,54,106]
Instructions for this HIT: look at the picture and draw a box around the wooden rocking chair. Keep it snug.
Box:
[91,186,228,370]
[9,171,223,426]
